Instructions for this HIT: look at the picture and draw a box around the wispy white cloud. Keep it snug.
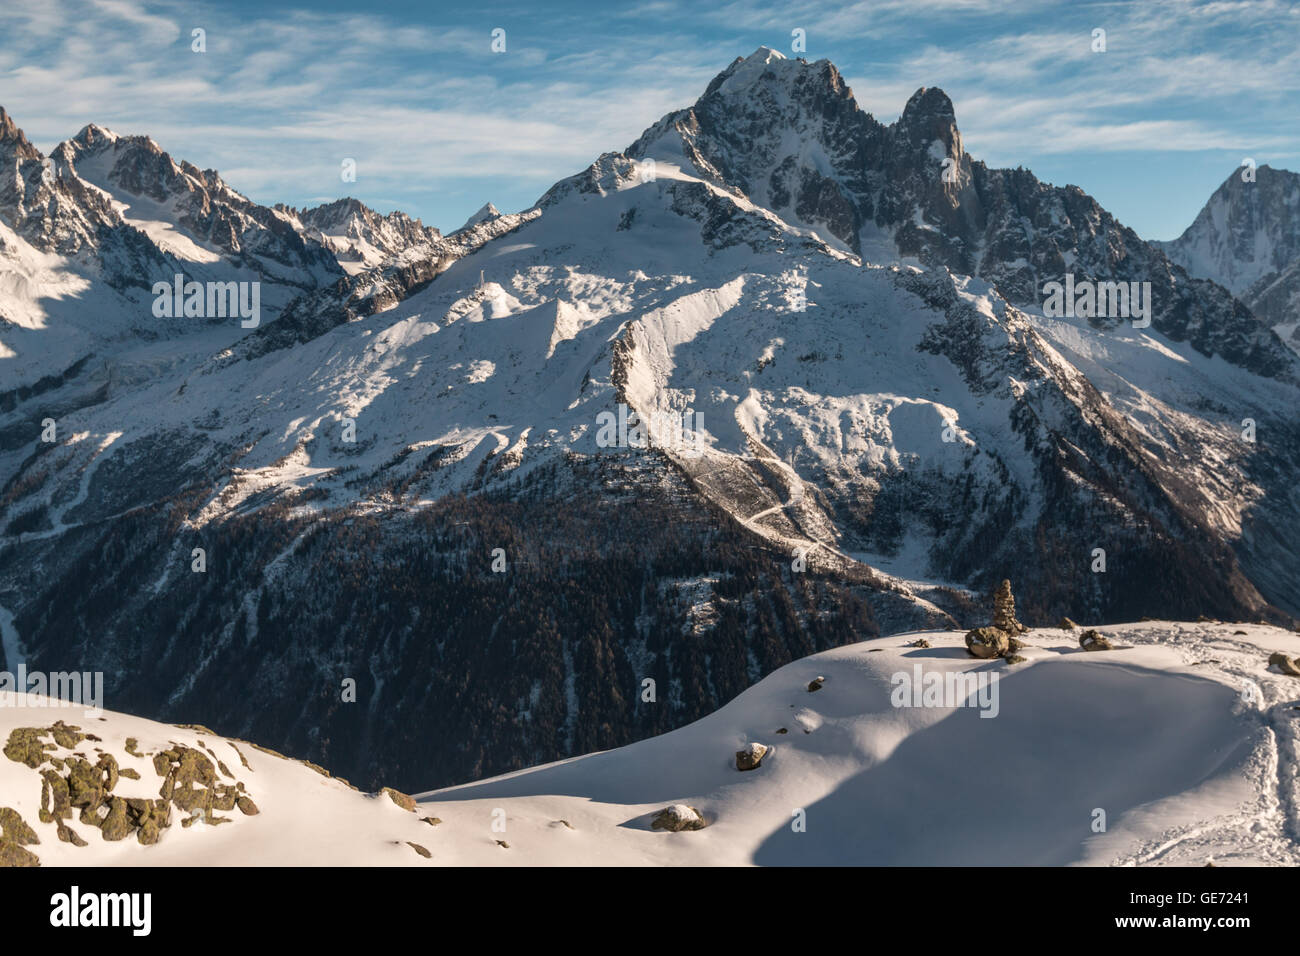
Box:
[0,0,1293,237]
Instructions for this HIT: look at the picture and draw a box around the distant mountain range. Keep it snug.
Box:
[1,48,1297,792]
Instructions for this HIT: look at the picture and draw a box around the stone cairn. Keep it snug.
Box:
[965,579,1028,660]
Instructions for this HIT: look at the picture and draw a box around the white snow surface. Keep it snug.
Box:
[5,621,1298,866]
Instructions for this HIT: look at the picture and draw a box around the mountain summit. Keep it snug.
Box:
[1159,164,1300,351]
[630,52,1290,377]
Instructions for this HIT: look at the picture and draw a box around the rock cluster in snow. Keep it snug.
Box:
[964,580,1033,659]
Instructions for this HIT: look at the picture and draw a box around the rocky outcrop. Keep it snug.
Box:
[2,723,259,861]
[380,787,418,812]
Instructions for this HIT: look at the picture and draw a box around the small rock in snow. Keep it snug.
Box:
[650,804,706,832]
[1268,652,1300,677]
[735,742,768,771]
[1079,629,1114,651]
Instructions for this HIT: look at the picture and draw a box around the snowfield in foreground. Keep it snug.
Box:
[3,621,1298,866]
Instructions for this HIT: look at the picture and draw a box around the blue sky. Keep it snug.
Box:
[1,0,1296,239]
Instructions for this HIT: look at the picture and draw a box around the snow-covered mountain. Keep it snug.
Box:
[1,48,1298,794]
[630,49,1291,377]
[280,197,445,275]
[1158,164,1300,352]
[5,620,1298,866]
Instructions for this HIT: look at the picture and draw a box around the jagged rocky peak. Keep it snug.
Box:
[286,195,445,270]
[1160,164,1300,295]
[0,106,127,256]
[1158,163,1300,353]
[458,201,500,231]
[55,125,199,205]
[0,105,41,161]
[895,86,961,155]
[70,122,121,149]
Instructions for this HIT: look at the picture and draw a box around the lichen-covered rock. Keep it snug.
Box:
[1004,654,1028,665]
[96,797,132,841]
[126,799,170,845]
[66,757,108,813]
[50,721,84,749]
[1057,617,1077,630]
[992,580,1028,634]
[421,815,441,826]
[910,638,932,648]
[56,821,87,846]
[807,676,825,692]
[124,737,143,758]
[965,627,1009,659]
[735,742,768,771]
[1268,652,1300,677]
[236,796,260,816]
[650,804,706,831]
[1079,629,1114,651]
[0,808,38,845]
[1006,636,1026,653]
[381,787,417,812]
[0,840,39,867]
[4,727,53,768]
[174,723,218,736]
[228,743,251,770]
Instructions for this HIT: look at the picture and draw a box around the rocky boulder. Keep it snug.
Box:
[1079,629,1114,651]
[965,627,1009,659]
[735,742,768,771]
[1268,652,1300,677]
[650,804,706,832]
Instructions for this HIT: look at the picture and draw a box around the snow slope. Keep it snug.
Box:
[5,621,1297,866]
